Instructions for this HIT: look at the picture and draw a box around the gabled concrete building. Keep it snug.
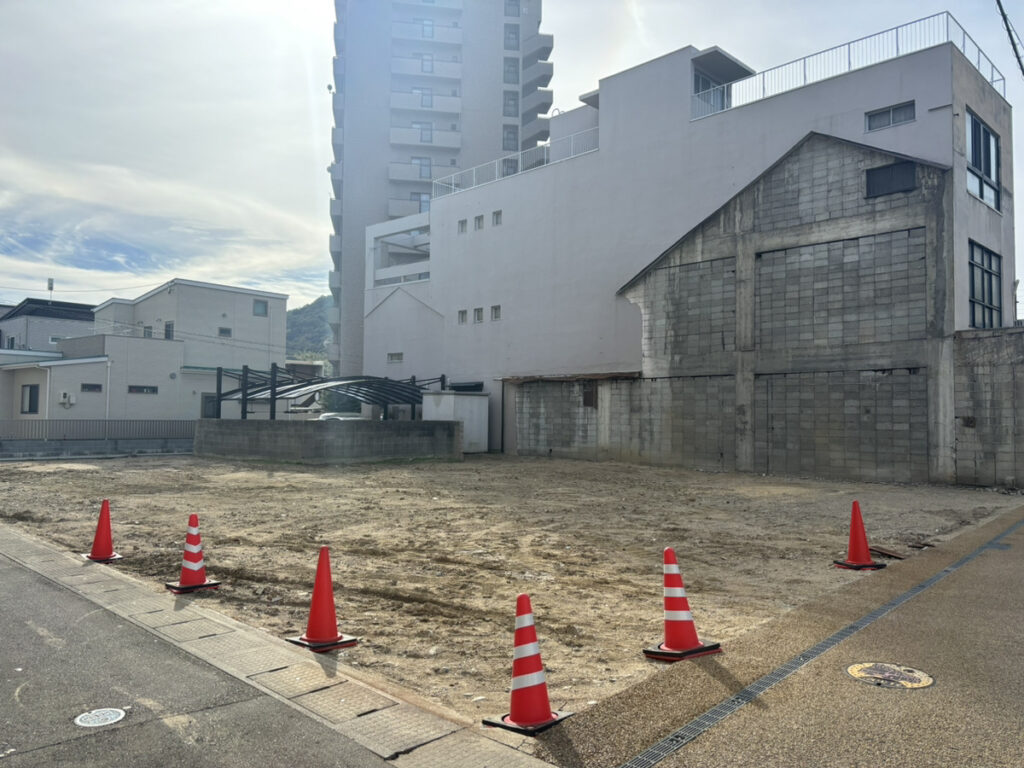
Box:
[362,12,1013,455]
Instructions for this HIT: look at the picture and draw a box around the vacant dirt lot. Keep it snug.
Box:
[1,455,1018,722]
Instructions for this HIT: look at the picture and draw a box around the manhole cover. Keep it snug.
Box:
[73,708,126,728]
[847,662,934,689]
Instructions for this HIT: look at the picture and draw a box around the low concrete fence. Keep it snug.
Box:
[194,419,463,464]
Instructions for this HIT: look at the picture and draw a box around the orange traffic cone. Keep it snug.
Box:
[165,514,220,594]
[643,547,721,662]
[483,594,572,735]
[82,500,122,563]
[834,501,886,570]
[286,546,357,652]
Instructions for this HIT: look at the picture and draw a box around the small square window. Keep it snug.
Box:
[48,335,62,344]
[492,210,502,226]
[474,215,484,230]
[491,304,501,321]
[458,309,467,324]
[218,327,232,338]
[457,219,467,234]
[143,325,153,338]
[253,299,268,317]
[473,307,483,323]
[387,352,404,363]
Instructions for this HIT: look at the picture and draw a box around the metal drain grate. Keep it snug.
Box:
[617,517,1023,768]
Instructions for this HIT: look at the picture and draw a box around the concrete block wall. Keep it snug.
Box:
[194,420,463,464]
[514,381,599,457]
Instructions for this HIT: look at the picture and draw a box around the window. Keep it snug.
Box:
[491,304,501,321]
[969,241,1001,329]
[504,0,521,16]
[412,121,433,142]
[128,385,159,394]
[503,90,519,118]
[164,321,174,340]
[420,18,433,38]
[143,325,153,338]
[504,23,520,50]
[474,214,484,230]
[419,53,433,73]
[492,210,502,226]
[253,299,268,316]
[473,307,483,323]
[503,124,519,152]
[458,309,467,324]
[48,336,62,344]
[503,57,519,84]
[692,69,727,112]
[411,192,431,213]
[20,384,39,414]
[866,101,915,131]
[80,383,103,393]
[412,156,432,178]
[218,327,232,338]
[6,337,14,349]
[457,218,467,234]
[387,352,404,363]
[866,161,916,198]
[501,157,519,176]
[693,69,718,94]
[581,381,597,409]
[412,87,433,107]
[967,110,1000,210]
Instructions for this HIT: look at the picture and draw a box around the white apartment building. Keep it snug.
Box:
[0,279,287,421]
[328,0,554,377]
[363,12,1014,450]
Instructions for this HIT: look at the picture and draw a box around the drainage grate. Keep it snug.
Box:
[617,517,1022,768]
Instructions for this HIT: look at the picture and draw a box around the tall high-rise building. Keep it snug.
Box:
[328,0,553,376]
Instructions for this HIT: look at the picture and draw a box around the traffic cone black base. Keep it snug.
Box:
[482,710,572,736]
[643,641,721,662]
[833,560,886,571]
[285,634,358,653]
[165,578,221,594]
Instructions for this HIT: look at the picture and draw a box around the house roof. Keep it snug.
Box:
[617,132,950,295]
[0,298,94,321]
[94,278,287,312]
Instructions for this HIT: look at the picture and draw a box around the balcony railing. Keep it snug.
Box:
[692,12,1006,120]
[433,126,598,198]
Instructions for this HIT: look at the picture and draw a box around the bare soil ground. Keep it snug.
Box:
[1,454,1018,723]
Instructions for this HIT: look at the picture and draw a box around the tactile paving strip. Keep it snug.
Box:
[293,682,397,723]
[336,703,459,759]
[392,729,551,768]
[250,662,346,699]
[156,618,234,642]
[132,608,205,627]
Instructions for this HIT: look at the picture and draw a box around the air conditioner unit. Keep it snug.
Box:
[59,391,70,402]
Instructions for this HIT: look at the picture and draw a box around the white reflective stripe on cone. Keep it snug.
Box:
[510,670,547,690]
[187,526,200,535]
[664,587,687,597]
[181,559,205,571]
[664,610,693,621]
[513,641,540,660]
[514,613,535,629]
[184,543,203,554]
[663,564,681,574]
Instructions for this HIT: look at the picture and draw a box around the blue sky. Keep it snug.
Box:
[0,0,1021,310]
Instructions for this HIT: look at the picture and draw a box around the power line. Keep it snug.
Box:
[995,0,1024,78]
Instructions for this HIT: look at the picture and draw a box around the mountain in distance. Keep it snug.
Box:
[286,295,331,358]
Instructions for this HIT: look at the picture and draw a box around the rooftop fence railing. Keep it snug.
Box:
[692,12,1005,119]
[432,126,598,198]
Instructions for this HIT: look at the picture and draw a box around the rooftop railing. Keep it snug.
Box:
[433,126,598,198]
[692,12,1006,120]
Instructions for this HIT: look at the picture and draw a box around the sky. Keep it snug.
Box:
[0,0,1021,311]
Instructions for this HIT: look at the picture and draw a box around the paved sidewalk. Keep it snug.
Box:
[0,523,550,767]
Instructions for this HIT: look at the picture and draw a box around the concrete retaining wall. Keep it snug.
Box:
[194,419,463,464]
[0,438,194,460]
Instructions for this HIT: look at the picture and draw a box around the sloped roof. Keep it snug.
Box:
[617,132,949,295]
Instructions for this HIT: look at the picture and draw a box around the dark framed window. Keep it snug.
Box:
[503,57,519,84]
[20,384,39,414]
[80,383,103,393]
[967,110,1000,210]
[387,352,403,363]
[128,385,159,394]
[866,101,915,131]
[473,307,483,323]
[504,0,521,17]
[474,214,484,230]
[581,381,597,408]
[866,161,916,198]
[218,327,232,338]
[502,124,519,151]
[253,299,268,316]
[491,304,501,321]
[969,242,1001,329]
[503,90,519,117]
[164,321,174,340]
[143,325,153,338]
[458,309,467,324]
[504,24,519,50]
[411,192,431,213]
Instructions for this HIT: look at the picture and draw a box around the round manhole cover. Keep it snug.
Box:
[847,662,934,689]
[73,708,126,728]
